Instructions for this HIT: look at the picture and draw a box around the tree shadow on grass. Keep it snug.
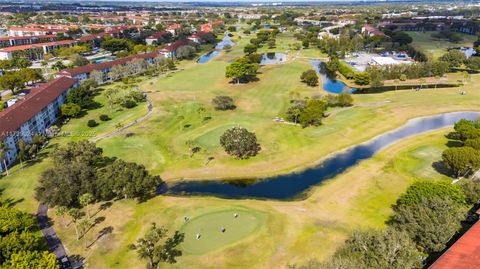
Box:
[445,140,463,148]
[432,161,453,177]
[87,226,114,249]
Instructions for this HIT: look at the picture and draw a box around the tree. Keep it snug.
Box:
[325,229,421,269]
[0,207,37,235]
[395,181,466,207]
[298,99,327,127]
[129,223,185,269]
[267,38,276,49]
[67,86,94,108]
[78,218,93,248]
[220,127,261,159]
[3,251,59,269]
[300,70,319,87]
[101,38,129,52]
[35,142,101,208]
[354,72,370,86]
[243,44,257,55]
[108,64,127,81]
[465,138,480,150]
[175,45,196,60]
[391,32,413,46]
[199,32,217,44]
[460,180,480,204]
[60,103,81,118]
[96,159,163,201]
[71,55,90,67]
[51,60,66,71]
[390,198,465,254]
[55,206,69,228]
[17,139,30,168]
[465,57,480,70]
[89,70,104,85]
[440,50,467,69]
[0,142,11,176]
[0,72,25,94]
[79,193,94,219]
[67,208,82,241]
[286,100,306,125]
[212,96,236,110]
[442,147,480,177]
[0,231,43,262]
[225,57,259,84]
[337,93,354,107]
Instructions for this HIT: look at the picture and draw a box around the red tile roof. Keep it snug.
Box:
[160,40,192,53]
[0,40,76,52]
[8,27,67,33]
[363,24,385,36]
[429,220,480,269]
[147,31,170,39]
[57,50,162,77]
[0,77,78,141]
[77,30,122,42]
[0,34,57,41]
[167,24,182,31]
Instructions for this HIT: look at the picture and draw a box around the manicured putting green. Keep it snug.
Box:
[180,209,266,255]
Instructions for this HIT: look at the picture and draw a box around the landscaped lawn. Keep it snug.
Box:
[179,209,267,255]
[48,128,455,269]
[408,31,477,59]
[0,80,149,212]
[1,30,480,269]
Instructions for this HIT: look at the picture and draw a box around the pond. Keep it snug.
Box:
[167,111,480,200]
[310,59,356,94]
[260,52,287,65]
[215,35,235,50]
[197,51,220,64]
[197,35,234,64]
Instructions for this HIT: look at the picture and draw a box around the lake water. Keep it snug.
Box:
[260,52,287,65]
[197,51,220,64]
[215,35,235,50]
[310,59,356,94]
[197,35,234,64]
[167,111,480,200]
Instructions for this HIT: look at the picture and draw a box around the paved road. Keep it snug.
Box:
[91,96,154,143]
[36,204,69,261]
[473,169,480,180]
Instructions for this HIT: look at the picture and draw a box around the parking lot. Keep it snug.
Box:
[344,52,413,72]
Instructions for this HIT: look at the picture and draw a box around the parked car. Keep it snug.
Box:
[58,256,71,269]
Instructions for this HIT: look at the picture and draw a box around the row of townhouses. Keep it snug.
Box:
[56,50,163,82]
[0,77,79,171]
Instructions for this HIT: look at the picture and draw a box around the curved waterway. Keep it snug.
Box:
[167,112,480,200]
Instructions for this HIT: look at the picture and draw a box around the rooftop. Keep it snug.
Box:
[430,220,480,269]
[57,50,162,76]
[0,40,76,53]
[0,77,78,141]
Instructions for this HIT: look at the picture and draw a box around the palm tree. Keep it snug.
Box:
[394,79,400,91]
[79,193,94,219]
[67,208,83,241]
[55,206,69,228]
[0,142,11,176]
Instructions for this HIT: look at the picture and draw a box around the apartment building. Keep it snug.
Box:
[0,40,77,60]
[0,77,78,171]
[56,51,162,83]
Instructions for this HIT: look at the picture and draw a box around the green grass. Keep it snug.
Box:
[409,31,477,59]
[0,80,149,212]
[179,209,266,255]
[2,29,480,268]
